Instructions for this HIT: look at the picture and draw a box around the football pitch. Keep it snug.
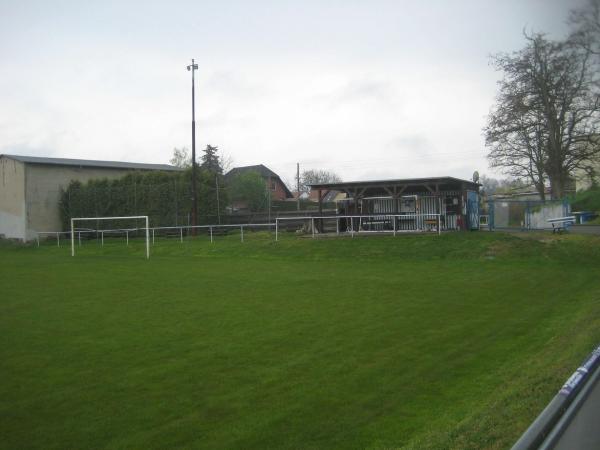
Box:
[1,232,599,449]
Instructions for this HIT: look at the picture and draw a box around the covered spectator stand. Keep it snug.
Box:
[309,176,480,233]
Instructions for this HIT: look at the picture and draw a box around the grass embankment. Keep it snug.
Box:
[571,187,600,224]
[1,232,599,449]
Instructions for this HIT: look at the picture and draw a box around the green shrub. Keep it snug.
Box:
[571,187,600,212]
[59,169,229,230]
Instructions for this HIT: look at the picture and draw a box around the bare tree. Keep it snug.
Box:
[484,76,548,199]
[220,154,234,173]
[485,33,600,199]
[299,169,342,193]
[569,0,600,59]
[479,175,528,197]
[170,147,191,168]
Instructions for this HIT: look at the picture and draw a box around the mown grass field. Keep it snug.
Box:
[1,231,599,449]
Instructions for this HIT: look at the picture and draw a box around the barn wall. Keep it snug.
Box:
[0,157,26,240]
[23,164,138,240]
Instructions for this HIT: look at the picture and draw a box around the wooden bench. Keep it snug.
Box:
[547,216,575,234]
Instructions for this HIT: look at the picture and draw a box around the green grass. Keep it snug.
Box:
[1,232,599,449]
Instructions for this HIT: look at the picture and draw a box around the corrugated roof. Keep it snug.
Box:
[308,176,480,189]
[1,154,181,171]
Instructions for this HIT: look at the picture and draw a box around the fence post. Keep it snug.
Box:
[152,229,155,245]
[145,217,150,260]
[180,227,183,243]
[37,234,40,247]
[126,230,129,246]
[210,226,213,243]
[311,218,315,239]
[393,216,397,237]
[275,219,278,242]
[70,219,75,256]
[101,231,104,246]
[241,225,244,242]
[78,231,81,246]
[438,214,441,235]
[351,217,354,238]
[57,232,60,247]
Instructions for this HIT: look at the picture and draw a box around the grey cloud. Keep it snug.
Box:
[386,134,434,157]
[319,79,396,108]
[0,142,59,158]
[204,70,267,99]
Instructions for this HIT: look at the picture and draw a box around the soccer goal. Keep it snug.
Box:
[70,216,150,259]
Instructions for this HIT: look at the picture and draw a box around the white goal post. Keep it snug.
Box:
[70,216,150,259]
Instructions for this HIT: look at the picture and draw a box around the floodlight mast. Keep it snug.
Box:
[187,59,199,235]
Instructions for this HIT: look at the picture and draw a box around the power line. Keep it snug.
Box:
[265,149,486,175]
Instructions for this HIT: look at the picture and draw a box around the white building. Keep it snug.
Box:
[0,154,179,241]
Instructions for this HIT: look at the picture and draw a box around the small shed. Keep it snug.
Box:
[309,176,481,231]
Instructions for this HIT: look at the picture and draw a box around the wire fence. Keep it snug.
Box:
[59,179,336,229]
[487,199,570,230]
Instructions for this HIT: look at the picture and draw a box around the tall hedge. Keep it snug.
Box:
[59,169,229,230]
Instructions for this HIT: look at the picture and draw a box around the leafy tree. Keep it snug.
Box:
[200,144,223,174]
[197,145,228,221]
[229,171,267,212]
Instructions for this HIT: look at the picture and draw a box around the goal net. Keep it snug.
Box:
[70,216,150,259]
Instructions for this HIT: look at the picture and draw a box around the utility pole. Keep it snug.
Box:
[215,174,221,224]
[187,59,199,234]
[268,176,272,223]
[296,163,301,210]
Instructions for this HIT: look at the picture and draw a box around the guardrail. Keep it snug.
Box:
[511,343,600,450]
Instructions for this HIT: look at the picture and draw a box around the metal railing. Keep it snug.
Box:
[36,213,444,248]
[274,213,442,241]
[150,223,274,243]
[511,343,600,450]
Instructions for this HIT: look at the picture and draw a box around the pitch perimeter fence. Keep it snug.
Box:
[36,213,443,248]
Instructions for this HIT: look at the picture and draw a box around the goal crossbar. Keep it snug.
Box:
[70,216,150,259]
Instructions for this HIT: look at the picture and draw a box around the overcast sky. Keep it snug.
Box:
[0,0,585,185]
